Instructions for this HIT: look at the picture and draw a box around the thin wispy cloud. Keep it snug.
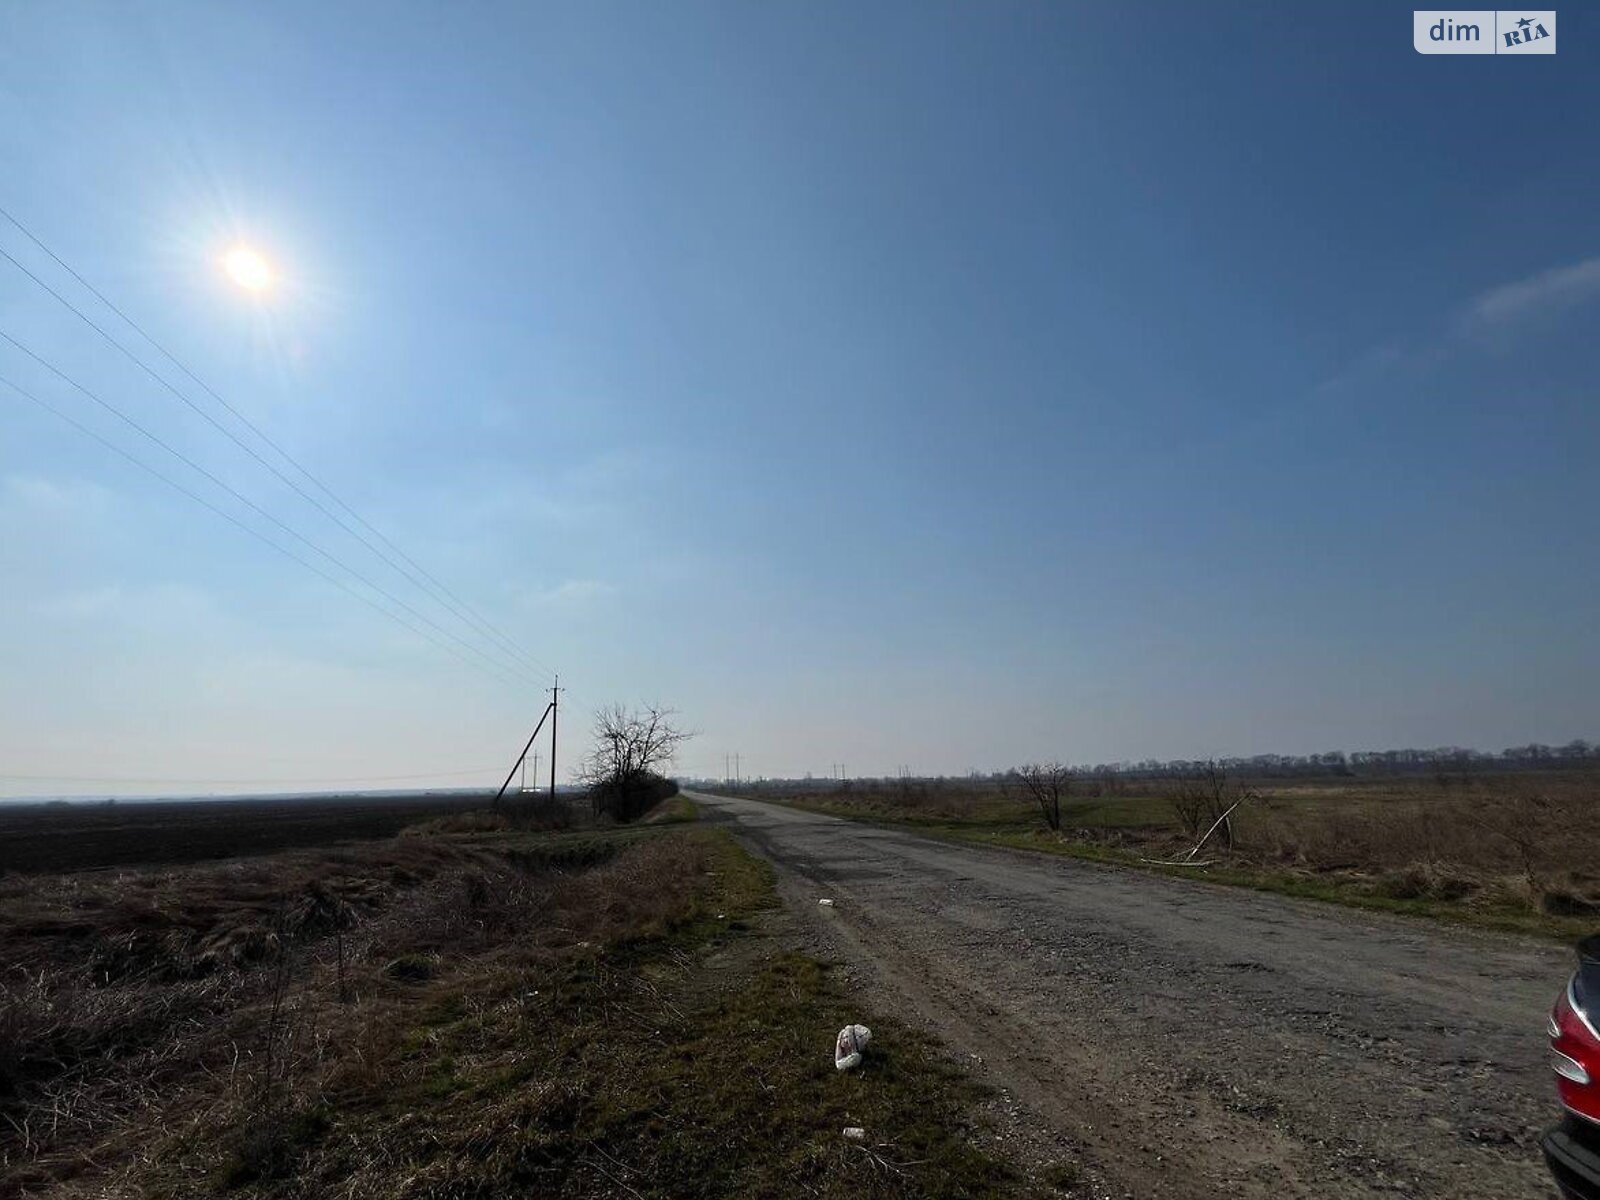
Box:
[1320,256,1600,396]
[1466,256,1600,325]
[1212,253,1597,459]
[522,579,618,606]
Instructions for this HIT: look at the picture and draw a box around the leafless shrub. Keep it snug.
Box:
[579,704,694,822]
[1465,793,1566,885]
[1010,763,1072,832]
[1166,761,1255,849]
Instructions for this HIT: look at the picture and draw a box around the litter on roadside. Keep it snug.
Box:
[835,1023,871,1070]
[818,898,835,907]
[842,1127,866,1140]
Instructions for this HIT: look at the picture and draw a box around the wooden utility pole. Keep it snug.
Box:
[548,675,563,801]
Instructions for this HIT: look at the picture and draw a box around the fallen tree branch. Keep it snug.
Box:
[1137,798,1245,867]
[1184,799,1243,861]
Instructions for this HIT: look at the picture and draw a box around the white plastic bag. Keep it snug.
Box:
[834,1023,871,1070]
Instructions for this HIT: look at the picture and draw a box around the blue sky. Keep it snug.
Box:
[1,2,1596,793]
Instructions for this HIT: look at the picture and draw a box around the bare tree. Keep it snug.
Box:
[1012,762,1071,832]
[579,704,694,821]
[1166,760,1254,850]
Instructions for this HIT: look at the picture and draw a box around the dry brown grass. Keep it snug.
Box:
[404,793,577,837]
[1237,785,1600,914]
[1,823,1029,1200]
[0,830,715,1196]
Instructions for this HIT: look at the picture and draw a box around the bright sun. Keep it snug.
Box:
[222,245,274,292]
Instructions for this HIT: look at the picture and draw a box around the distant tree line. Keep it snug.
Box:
[1063,739,1597,781]
[691,738,1598,790]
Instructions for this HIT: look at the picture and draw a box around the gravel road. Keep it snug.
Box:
[686,789,1570,1199]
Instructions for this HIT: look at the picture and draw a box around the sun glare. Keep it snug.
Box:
[222,245,274,292]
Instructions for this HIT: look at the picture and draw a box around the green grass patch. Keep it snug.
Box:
[695,826,776,921]
[436,948,1031,1200]
[651,795,701,824]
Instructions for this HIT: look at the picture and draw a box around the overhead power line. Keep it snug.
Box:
[0,369,534,693]
[0,766,501,786]
[0,209,559,685]
[0,328,546,690]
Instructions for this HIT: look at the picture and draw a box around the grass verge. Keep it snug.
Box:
[199,828,1030,1199]
[5,814,1047,1199]
[953,827,1596,941]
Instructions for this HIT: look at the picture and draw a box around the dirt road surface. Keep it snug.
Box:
[686,790,1570,1199]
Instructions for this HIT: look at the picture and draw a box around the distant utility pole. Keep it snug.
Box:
[725,753,731,785]
[548,675,564,801]
[734,752,741,786]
